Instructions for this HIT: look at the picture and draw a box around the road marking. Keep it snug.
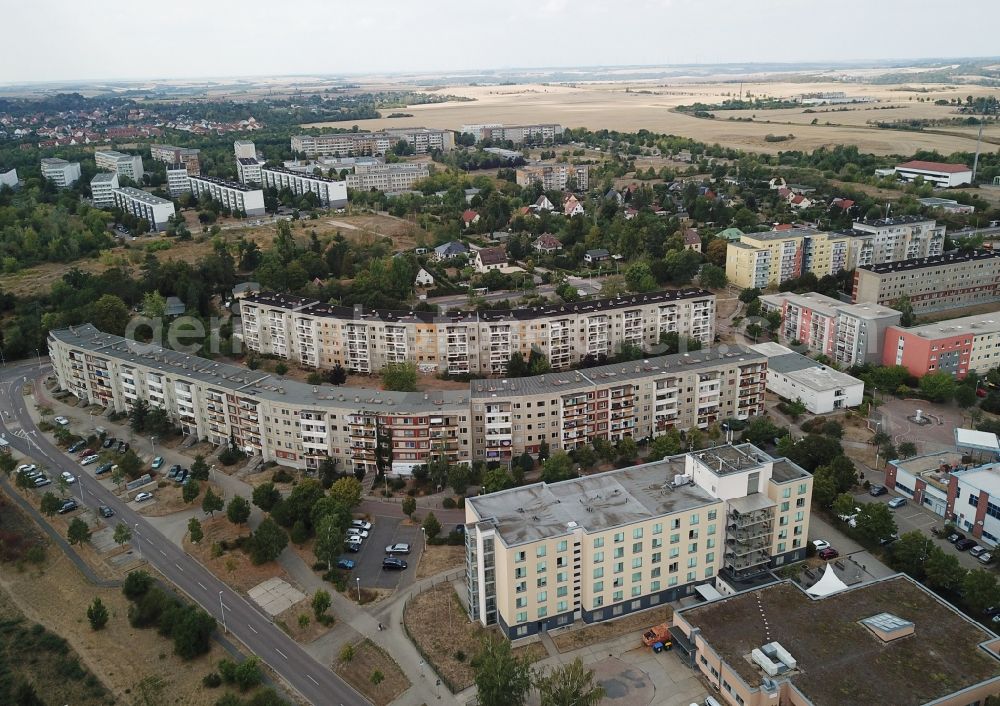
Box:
[197,581,207,591]
[175,563,184,572]
[248,624,258,634]
[159,549,167,556]
[275,648,288,660]
[306,674,319,686]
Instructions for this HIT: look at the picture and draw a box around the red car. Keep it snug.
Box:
[819,547,839,560]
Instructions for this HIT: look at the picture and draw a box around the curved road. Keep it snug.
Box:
[0,360,367,706]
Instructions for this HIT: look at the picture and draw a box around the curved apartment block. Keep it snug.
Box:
[48,325,763,475]
[239,289,716,377]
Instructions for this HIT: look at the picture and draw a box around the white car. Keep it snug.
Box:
[346,527,370,539]
[812,540,831,552]
[345,535,363,546]
[134,491,153,503]
[81,454,99,466]
[53,416,69,426]
[60,471,77,484]
[350,519,373,532]
[17,464,37,474]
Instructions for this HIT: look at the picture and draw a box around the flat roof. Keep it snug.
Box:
[861,249,1000,275]
[680,575,1000,706]
[114,187,172,206]
[48,324,469,413]
[956,428,1000,453]
[955,465,1000,499]
[189,175,261,193]
[752,344,863,392]
[892,312,1000,340]
[243,287,714,326]
[262,165,342,184]
[90,173,118,184]
[897,160,972,174]
[742,226,822,241]
[466,455,721,545]
[759,291,899,321]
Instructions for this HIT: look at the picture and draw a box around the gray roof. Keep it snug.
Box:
[90,173,118,184]
[434,241,468,257]
[467,456,721,546]
[758,348,864,393]
[48,324,470,412]
[164,296,185,315]
[115,187,172,206]
[586,249,610,257]
[232,282,261,295]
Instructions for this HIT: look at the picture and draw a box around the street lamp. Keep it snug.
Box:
[219,591,227,633]
[356,577,361,602]
[421,526,426,546]
[150,436,157,456]
[34,349,41,367]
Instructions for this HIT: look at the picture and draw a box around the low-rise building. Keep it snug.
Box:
[149,144,201,175]
[188,175,265,216]
[260,167,347,208]
[852,250,1000,314]
[166,166,191,197]
[473,246,507,273]
[532,233,562,254]
[674,574,1000,706]
[112,187,175,231]
[750,342,864,414]
[895,160,973,187]
[345,162,429,193]
[466,443,811,638]
[95,150,144,182]
[237,157,263,184]
[291,128,454,157]
[40,158,81,187]
[919,197,975,214]
[433,241,468,261]
[515,164,589,191]
[0,167,17,190]
[90,172,119,208]
[884,312,1000,379]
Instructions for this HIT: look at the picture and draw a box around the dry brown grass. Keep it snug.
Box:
[334,638,411,706]
[416,544,465,579]
[138,480,223,517]
[274,596,335,644]
[182,516,291,594]
[551,606,673,653]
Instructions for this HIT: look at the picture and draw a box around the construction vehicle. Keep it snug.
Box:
[642,623,671,648]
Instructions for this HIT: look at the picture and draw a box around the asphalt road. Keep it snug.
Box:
[0,361,368,706]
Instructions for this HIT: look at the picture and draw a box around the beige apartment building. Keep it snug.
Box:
[515,164,590,191]
[466,444,812,639]
[291,128,454,157]
[837,215,945,268]
[852,249,1000,314]
[149,144,201,175]
[239,289,716,377]
[345,162,430,193]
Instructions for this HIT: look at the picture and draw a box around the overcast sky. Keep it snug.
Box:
[4,0,999,84]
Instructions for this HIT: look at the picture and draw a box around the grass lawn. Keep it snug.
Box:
[415,544,465,579]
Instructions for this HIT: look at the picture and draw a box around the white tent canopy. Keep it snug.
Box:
[806,563,849,597]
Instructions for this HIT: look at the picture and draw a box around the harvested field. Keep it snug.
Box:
[551,605,672,653]
[182,516,291,594]
[415,544,465,579]
[334,638,410,706]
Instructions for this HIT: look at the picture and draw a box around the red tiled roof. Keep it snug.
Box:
[897,160,971,174]
[683,229,701,244]
[462,209,478,223]
[534,233,562,249]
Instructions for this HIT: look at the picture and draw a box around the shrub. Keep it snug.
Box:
[339,644,355,663]
[312,561,329,572]
[123,570,154,599]
[273,469,295,484]
[290,520,309,545]
[442,497,456,509]
[202,672,222,688]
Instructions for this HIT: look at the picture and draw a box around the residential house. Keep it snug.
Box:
[164,297,185,316]
[605,188,624,205]
[624,207,639,220]
[433,241,468,261]
[414,268,435,287]
[462,210,480,228]
[683,229,702,252]
[584,249,611,264]
[563,195,584,216]
[232,282,261,299]
[831,197,855,212]
[532,233,562,254]
[474,247,508,273]
[532,195,554,212]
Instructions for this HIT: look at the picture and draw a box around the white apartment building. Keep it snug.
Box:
[751,342,864,414]
[188,175,265,216]
[112,187,175,231]
[0,168,17,189]
[466,443,812,638]
[89,172,119,208]
[149,144,201,175]
[166,166,191,197]
[515,164,589,191]
[838,216,945,269]
[237,158,263,185]
[260,167,347,208]
[461,123,563,143]
[239,288,716,377]
[345,162,429,193]
[760,291,901,366]
[234,140,257,160]
[94,150,144,183]
[291,128,454,157]
[40,158,81,187]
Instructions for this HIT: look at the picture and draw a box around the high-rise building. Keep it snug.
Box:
[112,187,175,231]
[837,216,945,268]
[345,162,429,193]
[94,150,144,183]
[40,158,81,187]
[0,167,17,189]
[166,166,191,197]
[884,312,1000,379]
[237,158,263,185]
[234,140,257,160]
[515,164,589,191]
[188,175,265,216]
[461,123,563,143]
[149,144,201,175]
[89,172,119,208]
[291,128,454,157]
[259,167,347,207]
[465,443,812,638]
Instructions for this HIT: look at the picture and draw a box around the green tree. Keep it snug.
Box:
[0,453,16,478]
[201,488,224,517]
[784,435,844,473]
[897,442,918,459]
[423,511,442,540]
[313,513,344,567]
[448,464,471,495]
[89,294,130,336]
[110,464,126,491]
[328,477,363,509]
[67,517,91,545]
[370,669,385,692]
[129,398,150,432]
[473,634,533,706]
[895,295,916,327]
[172,609,217,660]
[227,496,251,525]
[123,570,153,599]
[648,430,683,461]
[39,491,61,517]
[698,263,728,289]
[87,597,109,630]
[919,372,956,403]
[541,452,575,483]
[252,481,281,512]
[832,493,857,520]
[963,569,1000,616]
[380,362,418,392]
[889,531,933,580]
[311,589,331,621]
[113,521,132,547]
[924,546,965,593]
[743,416,782,446]
[141,291,167,319]
[810,467,838,507]
[402,495,417,518]
[854,503,897,543]
[190,454,210,481]
[232,657,264,691]
[118,449,142,480]
[535,657,606,706]
[955,385,978,408]
[616,437,638,463]
[482,467,514,494]
[182,479,201,503]
[248,518,288,564]
[188,517,204,543]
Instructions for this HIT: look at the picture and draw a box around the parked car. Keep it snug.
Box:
[971,545,987,558]
[346,528,369,539]
[98,505,115,518]
[350,520,372,532]
[980,552,993,565]
[102,437,116,449]
[344,542,361,553]
[336,559,356,570]
[151,456,164,469]
[33,475,51,487]
[53,416,69,426]
[81,454,99,466]
[77,448,95,459]
[68,441,86,453]
[948,532,966,544]
[58,499,78,514]
[134,491,153,503]
[382,557,408,571]
[17,464,38,474]
[174,469,189,484]
[60,471,76,484]
[956,538,979,551]
[385,543,411,555]
[887,497,907,509]
[869,484,887,497]
[812,539,831,552]
[879,533,899,546]
[346,535,363,546]
[94,463,113,475]
[167,464,181,479]
[818,547,839,560]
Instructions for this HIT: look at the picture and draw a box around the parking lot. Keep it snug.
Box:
[341,514,424,591]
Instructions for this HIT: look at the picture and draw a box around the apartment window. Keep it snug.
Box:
[537,561,547,573]
[517,611,527,624]
[688,557,697,568]
[516,581,526,593]
[613,577,623,588]
[593,581,604,593]
[537,591,547,603]
[516,551,526,563]
[669,562,679,573]
[652,538,662,549]
[632,542,643,554]
[633,528,644,539]
[614,562,624,574]
[651,552,662,564]
[515,567,526,579]
[669,576,678,587]
[653,523,663,535]
[614,532,624,543]
[613,591,623,602]
[689,529,699,540]
[707,509,717,521]
[557,540,567,552]
[557,586,568,597]
[796,497,805,508]
[537,607,548,618]
[632,557,643,569]
[670,518,680,530]
[557,600,568,613]
[651,567,661,578]
[651,580,661,592]
[798,483,808,495]
[687,571,696,582]
[670,533,680,545]
[707,523,716,536]
[778,542,786,553]
[795,511,804,522]
[705,567,714,579]
[594,551,604,563]
[689,514,700,526]
[669,547,680,559]
[516,597,526,609]
[688,542,698,554]
[593,537,604,549]
[536,546,547,558]
[631,586,642,597]
[593,567,604,579]
[593,596,604,608]
[781,501,790,512]
[614,547,624,559]
[537,577,547,588]
[706,552,715,564]
[557,571,567,583]
[782,487,791,499]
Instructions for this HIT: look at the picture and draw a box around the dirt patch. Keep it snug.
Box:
[182,516,291,594]
[403,583,545,692]
[334,638,411,706]
[416,544,465,579]
[0,490,46,563]
[551,606,673,653]
[138,480,224,517]
[274,596,335,644]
